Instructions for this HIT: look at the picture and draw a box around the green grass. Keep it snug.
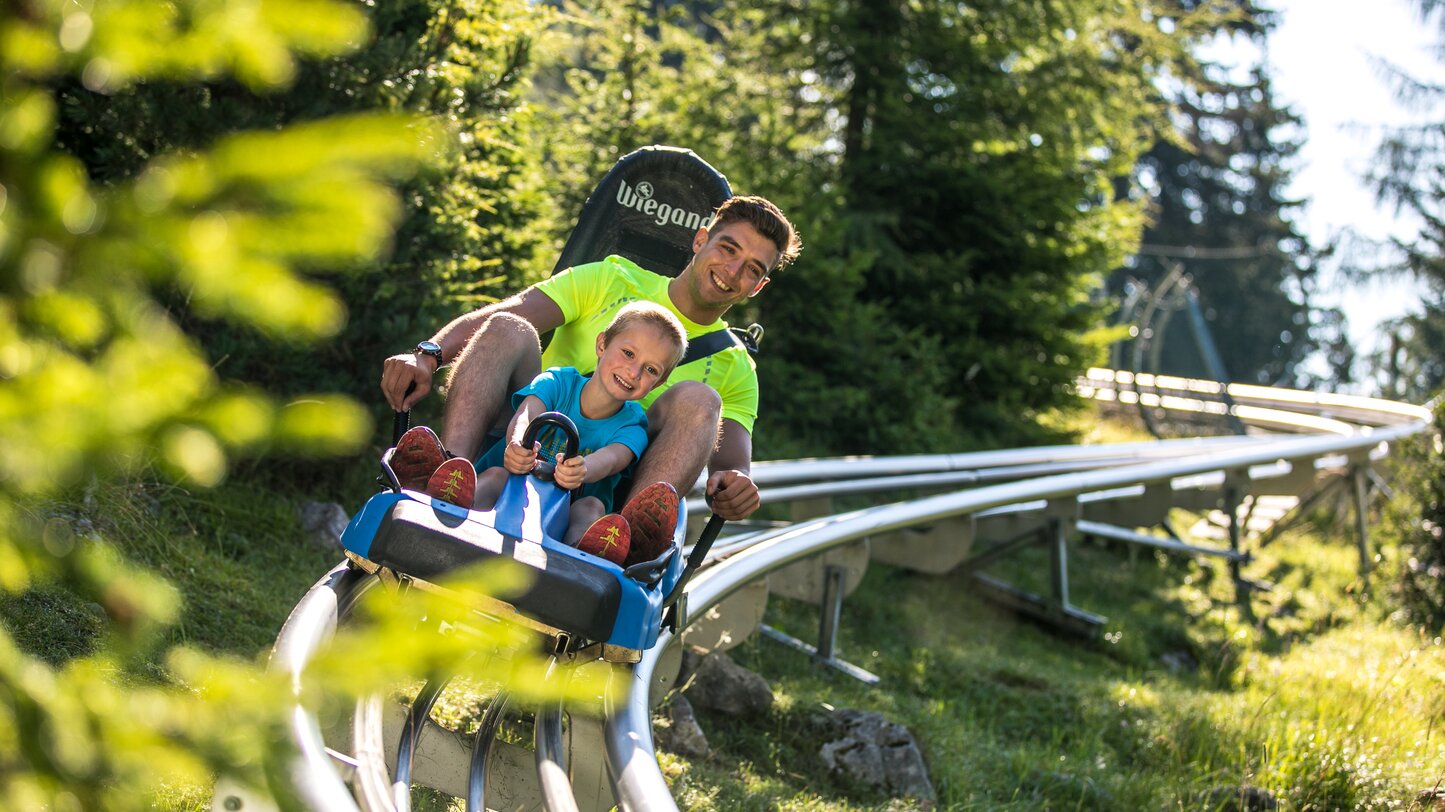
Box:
[664,522,1445,810]
[2,474,355,661]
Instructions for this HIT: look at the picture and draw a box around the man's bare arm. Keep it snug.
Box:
[705,418,760,520]
[381,288,565,411]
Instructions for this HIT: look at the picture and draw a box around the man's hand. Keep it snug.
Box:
[504,440,538,475]
[381,352,437,411]
[706,470,759,521]
[554,454,586,491]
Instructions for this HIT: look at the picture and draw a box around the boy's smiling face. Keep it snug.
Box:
[593,322,678,402]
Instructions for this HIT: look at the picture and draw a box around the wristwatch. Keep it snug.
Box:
[413,340,443,367]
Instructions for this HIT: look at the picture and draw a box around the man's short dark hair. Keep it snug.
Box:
[710,195,803,271]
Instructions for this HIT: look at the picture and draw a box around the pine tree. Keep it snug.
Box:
[532,1,1224,455]
[1366,0,1445,401]
[52,0,554,413]
[757,0,1203,450]
[1116,37,1338,388]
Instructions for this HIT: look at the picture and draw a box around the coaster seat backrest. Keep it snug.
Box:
[553,145,733,278]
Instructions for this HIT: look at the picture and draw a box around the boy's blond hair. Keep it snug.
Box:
[601,301,689,373]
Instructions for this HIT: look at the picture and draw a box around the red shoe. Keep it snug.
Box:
[392,426,450,491]
[620,482,679,566]
[426,457,476,508]
[577,514,631,566]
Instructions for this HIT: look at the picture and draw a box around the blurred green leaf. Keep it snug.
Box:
[273,395,371,455]
[313,558,614,709]
[193,389,275,449]
[160,425,226,487]
[0,1,531,807]
[0,87,55,153]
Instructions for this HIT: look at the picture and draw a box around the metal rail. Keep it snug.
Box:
[466,691,509,812]
[605,377,1430,811]
[235,372,1430,811]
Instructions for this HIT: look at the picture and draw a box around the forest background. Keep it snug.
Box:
[4,0,1445,807]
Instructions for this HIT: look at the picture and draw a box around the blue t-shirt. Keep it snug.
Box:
[475,367,649,511]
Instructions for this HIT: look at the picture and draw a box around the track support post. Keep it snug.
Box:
[758,563,880,685]
[816,564,845,662]
[1350,459,1374,577]
[1222,470,1260,621]
[971,498,1105,638]
[1048,514,1071,616]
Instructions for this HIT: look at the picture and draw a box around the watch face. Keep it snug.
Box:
[416,341,442,355]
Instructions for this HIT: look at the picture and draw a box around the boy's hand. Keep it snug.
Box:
[504,441,538,475]
[553,454,586,490]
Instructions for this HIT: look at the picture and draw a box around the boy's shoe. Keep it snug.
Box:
[620,482,679,566]
[426,457,476,508]
[577,514,631,566]
[392,426,450,491]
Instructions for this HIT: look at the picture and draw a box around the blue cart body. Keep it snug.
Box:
[339,474,685,654]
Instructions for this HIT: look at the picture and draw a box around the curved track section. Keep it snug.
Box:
[225,372,1430,812]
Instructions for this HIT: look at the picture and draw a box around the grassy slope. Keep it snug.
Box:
[3,475,350,663]
[4,421,1444,811]
[667,518,1445,810]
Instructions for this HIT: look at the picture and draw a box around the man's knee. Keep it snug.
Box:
[651,381,722,431]
[473,312,541,353]
[450,312,541,384]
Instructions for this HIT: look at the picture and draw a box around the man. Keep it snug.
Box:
[379,195,802,539]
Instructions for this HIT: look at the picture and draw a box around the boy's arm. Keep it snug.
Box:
[579,443,638,484]
[553,443,634,491]
[502,395,547,475]
[706,418,760,521]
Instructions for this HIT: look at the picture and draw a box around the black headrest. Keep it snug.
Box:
[552,146,733,278]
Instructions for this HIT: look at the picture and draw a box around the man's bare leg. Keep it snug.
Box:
[441,313,542,460]
[631,381,722,497]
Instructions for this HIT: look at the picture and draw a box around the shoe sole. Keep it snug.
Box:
[621,482,679,565]
[427,457,476,507]
[393,426,449,491]
[578,514,631,566]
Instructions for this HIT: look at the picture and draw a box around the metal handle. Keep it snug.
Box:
[391,382,416,446]
[662,513,726,631]
[392,410,410,447]
[521,411,581,484]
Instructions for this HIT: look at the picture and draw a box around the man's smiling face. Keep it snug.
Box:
[677,220,781,319]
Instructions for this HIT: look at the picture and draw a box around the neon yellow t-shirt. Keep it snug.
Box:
[535,255,759,433]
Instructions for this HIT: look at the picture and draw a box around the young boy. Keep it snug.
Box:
[399,302,688,566]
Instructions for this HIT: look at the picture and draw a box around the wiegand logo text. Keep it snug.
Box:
[616,179,709,230]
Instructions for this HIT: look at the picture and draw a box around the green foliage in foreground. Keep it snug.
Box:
[3,473,608,811]
[52,0,555,417]
[666,523,1445,810]
[0,0,397,804]
[0,1,576,807]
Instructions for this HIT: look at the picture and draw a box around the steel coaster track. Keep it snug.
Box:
[217,372,1430,811]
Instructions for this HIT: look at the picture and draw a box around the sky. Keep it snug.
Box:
[1207,0,1443,384]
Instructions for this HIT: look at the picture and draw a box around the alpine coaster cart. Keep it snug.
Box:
[339,146,742,664]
